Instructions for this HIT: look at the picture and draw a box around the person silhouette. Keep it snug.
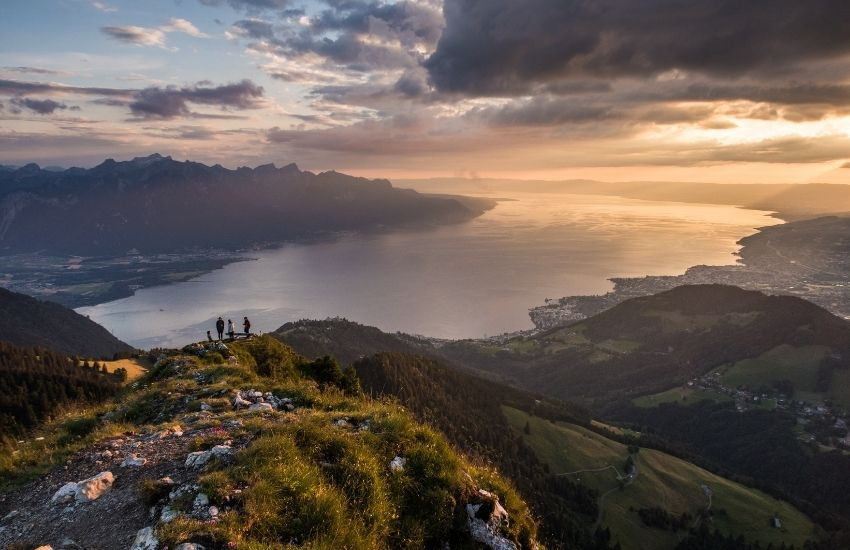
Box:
[243,316,251,336]
[216,317,225,340]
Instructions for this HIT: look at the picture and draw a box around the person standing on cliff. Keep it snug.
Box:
[216,317,225,340]
[243,316,251,336]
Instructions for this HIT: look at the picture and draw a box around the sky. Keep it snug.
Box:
[2,0,850,183]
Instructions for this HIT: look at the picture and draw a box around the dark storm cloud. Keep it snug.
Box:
[128,80,264,119]
[10,97,73,114]
[426,0,850,95]
[310,0,444,47]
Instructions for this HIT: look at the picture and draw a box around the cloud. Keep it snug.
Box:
[426,0,850,95]
[101,18,207,47]
[91,1,117,12]
[162,18,208,38]
[128,79,264,119]
[2,66,72,76]
[10,98,74,114]
[0,78,263,120]
[198,0,291,12]
[101,25,167,46]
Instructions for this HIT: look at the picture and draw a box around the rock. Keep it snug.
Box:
[51,471,115,505]
[130,526,159,550]
[466,490,517,550]
[34,546,52,550]
[200,403,213,412]
[122,454,147,467]
[224,419,243,428]
[52,482,79,504]
[77,471,115,503]
[101,450,114,459]
[248,402,274,412]
[334,418,350,428]
[160,505,179,523]
[389,456,406,472]
[175,544,206,550]
[2,509,20,521]
[208,505,219,517]
[283,403,295,412]
[232,395,251,409]
[159,476,175,486]
[185,445,232,468]
[193,493,209,508]
[60,538,82,549]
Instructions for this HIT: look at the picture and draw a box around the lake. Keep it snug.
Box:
[77,192,780,348]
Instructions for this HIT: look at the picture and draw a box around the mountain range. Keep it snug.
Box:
[0,154,493,255]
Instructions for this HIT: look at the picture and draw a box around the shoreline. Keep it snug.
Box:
[528,213,850,331]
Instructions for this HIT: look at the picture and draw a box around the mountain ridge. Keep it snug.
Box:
[0,287,133,358]
[0,154,494,255]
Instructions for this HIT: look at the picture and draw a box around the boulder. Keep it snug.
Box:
[175,544,206,550]
[51,472,114,505]
[200,403,213,412]
[185,445,232,468]
[130,526,159,550]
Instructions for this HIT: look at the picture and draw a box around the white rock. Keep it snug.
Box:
[122,454,147,467]
[51,472,114,505]
[248,402,274,412]
[130,526,159,550]
[185,445,232,468]
[34,546,52,550]
[208,505,219,517]
[334,418,350,428]
[389,456,406,472]
[101,450,113,459]
[76,471,115,503]
[174,544,205,550]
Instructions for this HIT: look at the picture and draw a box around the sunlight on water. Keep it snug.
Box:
[78,193,780,348]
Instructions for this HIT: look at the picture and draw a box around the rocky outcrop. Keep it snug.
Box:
[466,489,517,550]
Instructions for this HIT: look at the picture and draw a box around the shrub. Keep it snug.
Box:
[242,336,300,380]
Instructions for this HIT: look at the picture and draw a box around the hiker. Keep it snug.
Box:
[243,316,251,336]
[227,319,236,339]
[207,330,213,343]
[216,317,225,340]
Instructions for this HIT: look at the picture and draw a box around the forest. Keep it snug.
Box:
[0,341,122,442]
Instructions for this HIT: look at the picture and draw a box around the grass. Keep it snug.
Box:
[720,344,831,394]
[632,387,732,408]
[502,406,818,550]
[99,357,151,383]
[2,338,541,549]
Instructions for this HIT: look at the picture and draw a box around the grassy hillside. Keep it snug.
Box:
[0,336,540,549]
[0,287,134,358]
[351,352,603,548]
[502,407,818,550]
[437,285,850,410]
